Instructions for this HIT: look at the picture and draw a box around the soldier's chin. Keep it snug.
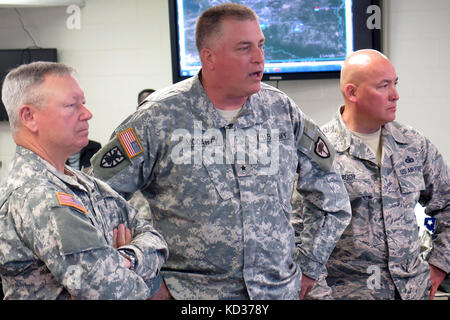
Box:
[77,137,90,150]
[247,82,261,95]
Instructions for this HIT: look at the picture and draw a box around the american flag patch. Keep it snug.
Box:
[56,192,87,213]
[118,128,143,159]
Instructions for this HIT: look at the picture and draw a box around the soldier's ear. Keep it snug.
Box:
[344,83,358,103]
[19,104,39,133]
[200,47,215,71]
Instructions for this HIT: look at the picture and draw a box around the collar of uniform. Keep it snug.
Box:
[191,71,265,129]
[331,106,352,152]
[15,145,90,193]
[334,106,378,163]
[189,72,229,129]
[64,165,96,192]
[380,121,409,159]
[233,85,268,129]
[383,121,409,144]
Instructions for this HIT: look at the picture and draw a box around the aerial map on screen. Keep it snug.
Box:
[177,0,351,75]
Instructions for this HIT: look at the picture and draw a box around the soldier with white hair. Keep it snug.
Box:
[0,61,168,299]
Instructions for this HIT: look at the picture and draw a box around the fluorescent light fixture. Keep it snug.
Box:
[0,0,85,7]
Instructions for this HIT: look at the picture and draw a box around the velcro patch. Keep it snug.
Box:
[118,128,143,159]
[299,118,335,172]
[56,192,87,213]
[315,137,331,159]
[90,136,134,182]
[100,146,126,168]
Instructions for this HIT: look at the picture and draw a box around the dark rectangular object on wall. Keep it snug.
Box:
[0,48,58,122]
[168,0,382,83]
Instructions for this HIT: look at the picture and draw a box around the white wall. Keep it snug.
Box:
[387,0,450,159]
[0,0,449,181]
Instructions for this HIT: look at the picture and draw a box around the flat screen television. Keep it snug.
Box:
[0,48,58,122]
[169,0,382,83]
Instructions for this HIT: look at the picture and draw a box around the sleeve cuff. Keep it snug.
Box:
[118,244,162,281]
[428,256,449,274]
[145,273,164,297]
[295,250,324,280]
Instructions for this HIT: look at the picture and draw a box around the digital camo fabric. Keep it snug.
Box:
[307,107,449,300]
[91,74,351,300]
[0,146,168,299]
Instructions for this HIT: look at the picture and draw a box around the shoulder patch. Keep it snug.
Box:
[100,146,125,168]
[90,132,137,181]
[314,137,330,159]
[299,118,335,172]
[56,192,87,213]
[118,128,143,159]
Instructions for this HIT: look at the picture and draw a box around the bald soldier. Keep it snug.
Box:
[91,3,351,299]
[0,62,168,299]
[306,49,449,300]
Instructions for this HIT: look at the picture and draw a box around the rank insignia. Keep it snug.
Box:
[315,137,330,159]
[57,192,87,213]
[118,128,143,159]
[100,146,125,168]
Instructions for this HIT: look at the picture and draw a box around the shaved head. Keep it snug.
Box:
[340,49,391,94]
[339,49,399,133]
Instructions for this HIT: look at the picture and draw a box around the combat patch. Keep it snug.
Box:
[90,134,136,182]
[118,128,143,159]
[100,146,125,168]
[298,119,335,172]
[314,137,330,159]
[56,192,87,213]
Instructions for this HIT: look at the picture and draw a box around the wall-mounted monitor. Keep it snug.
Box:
[169,0,382,83]
[0,48,58,122]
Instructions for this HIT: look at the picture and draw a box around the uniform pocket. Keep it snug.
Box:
[201,161,234,201]
[396,171,425,194]
[392,151,425,194]
[52,206,107,255]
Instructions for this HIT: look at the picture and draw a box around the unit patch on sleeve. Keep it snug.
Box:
[100,146,125,168]
[56,192,87,213]
[315,137,331,159]
[298,118,335,172]
[118,128,143,159]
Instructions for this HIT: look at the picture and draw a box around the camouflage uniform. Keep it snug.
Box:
[309,107,449,300]
[91,74,351,299]
[0,146,169,300]
[129,190,153,224]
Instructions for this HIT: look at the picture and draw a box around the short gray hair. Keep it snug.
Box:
[195,3,259,52]
[1,61,76,132]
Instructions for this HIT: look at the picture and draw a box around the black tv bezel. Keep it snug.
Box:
[168,0,382,83]
[0,48,58,122]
